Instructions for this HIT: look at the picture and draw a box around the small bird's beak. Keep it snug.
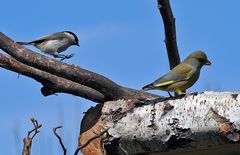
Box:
[205,59,211,65]
[75,43,80,47]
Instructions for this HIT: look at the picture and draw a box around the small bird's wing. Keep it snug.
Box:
[153,63,193,87]
[28,32,66,44]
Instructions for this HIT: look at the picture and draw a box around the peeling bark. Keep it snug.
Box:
[79,92,240,154]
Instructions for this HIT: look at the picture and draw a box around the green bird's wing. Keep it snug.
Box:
[153,63,193,87]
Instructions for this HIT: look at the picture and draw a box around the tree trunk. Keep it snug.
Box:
[79,92,240,155]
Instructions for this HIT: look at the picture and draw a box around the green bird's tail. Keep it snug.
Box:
[142,83,154,91]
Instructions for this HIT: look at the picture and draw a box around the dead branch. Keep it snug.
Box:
[0,54,105,103]
[53,126,67,155]
[0,33,159,102]
[158,0,180,69]
[22,118,42,155]
[28,118,41,139]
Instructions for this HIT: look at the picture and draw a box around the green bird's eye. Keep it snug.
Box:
[198,58,205,63]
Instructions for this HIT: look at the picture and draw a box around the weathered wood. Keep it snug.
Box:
[83,92,240,154]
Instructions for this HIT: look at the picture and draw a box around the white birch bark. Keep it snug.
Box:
[101,91,240,154]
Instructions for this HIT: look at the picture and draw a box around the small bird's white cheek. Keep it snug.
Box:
[64,32,75,41]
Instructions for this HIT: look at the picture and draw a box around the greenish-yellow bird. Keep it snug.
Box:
[142,51,211,95]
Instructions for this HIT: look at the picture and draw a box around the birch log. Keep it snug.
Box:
[80,91,240,155]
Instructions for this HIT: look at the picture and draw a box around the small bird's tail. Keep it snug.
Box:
[16,41,32,45]
[142,83,154,91]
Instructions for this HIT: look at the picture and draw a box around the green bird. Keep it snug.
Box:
[142,51,211,95]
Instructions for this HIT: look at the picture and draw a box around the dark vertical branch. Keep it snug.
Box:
[157,0,181,69]
[53,126,67,155]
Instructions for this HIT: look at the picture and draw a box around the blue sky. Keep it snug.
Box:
[1,0,240,154]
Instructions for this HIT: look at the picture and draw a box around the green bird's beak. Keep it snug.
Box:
[205,59,211,65]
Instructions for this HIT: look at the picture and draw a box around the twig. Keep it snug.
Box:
[28,118,41,139]
[53,126,67,155]
[157,0,180,69]
[74,128,109,155]
[119,143,129,155]
[22,118,42,155]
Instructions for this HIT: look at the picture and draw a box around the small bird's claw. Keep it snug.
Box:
[60,54,75,61]
[66,53,75,58]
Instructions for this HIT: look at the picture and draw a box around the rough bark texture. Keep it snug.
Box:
[22,138,32,155]
[79,92,240,155]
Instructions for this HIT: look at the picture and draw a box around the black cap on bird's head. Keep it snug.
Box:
[185,50,211,66]
[64,31,80,46]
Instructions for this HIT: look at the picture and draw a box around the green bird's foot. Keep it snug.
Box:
[183,92,198,98]
[167,92,174,98]
[167,91,198,99]
[168,92,188,98]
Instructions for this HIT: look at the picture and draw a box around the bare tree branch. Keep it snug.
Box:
[157,0,181,69]
[0,54,105,103]
[28,118,41,139]
[0,33,124,100]
[0,33,159,101]
[22,118,42,155]
[53,126,67,155]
